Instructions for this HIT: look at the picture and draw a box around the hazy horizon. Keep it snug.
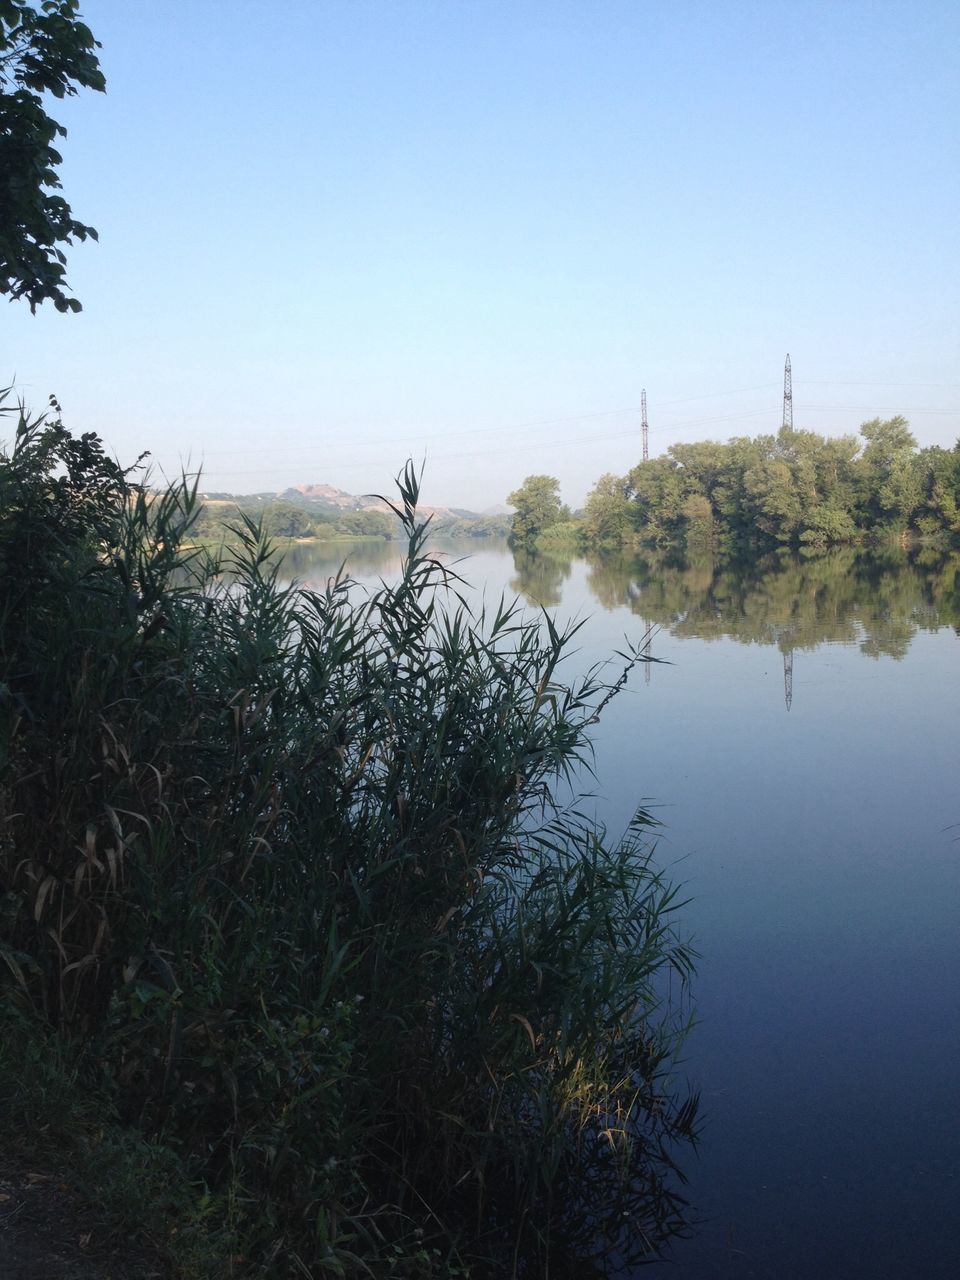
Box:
[2,0,957,510]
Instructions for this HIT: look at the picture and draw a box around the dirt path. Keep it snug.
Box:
[0,1160,167,1280]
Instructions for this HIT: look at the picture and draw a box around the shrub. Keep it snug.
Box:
[799,504,858,548]
[535,519,585,553]
[0,392,697,1276]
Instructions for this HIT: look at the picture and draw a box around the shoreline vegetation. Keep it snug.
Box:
[184,532,402,550]
[187,497,512,548]
[189,416,960,560]
[0,6,954,1277]
[507,418,960,555]
[0,394,699,1278]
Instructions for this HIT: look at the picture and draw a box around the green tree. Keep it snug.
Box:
[710,433,775,537]
[912,443,960,537]
[0,1,105,312]
[0,388,133,637]
[582,472,631,546]
[681,492,715,550]
[799,504,858,548]
[858,416,919,528]
[586,416,952,552]
[625,457,692,543]
[815,432,860,510]
[263,499,315,538]
[859,415,916,471]
[667,440,728,512]
[507,473,562,545]
[338,507,394,539]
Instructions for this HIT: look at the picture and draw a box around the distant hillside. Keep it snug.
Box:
[192,483,511,541]
[281,483,364,511]
[275,483,463,523]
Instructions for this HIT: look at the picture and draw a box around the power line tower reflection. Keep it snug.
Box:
[783,647,793,711]
[770,623,795,711]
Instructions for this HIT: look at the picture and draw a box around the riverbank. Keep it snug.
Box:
[1,425,697,1278]
[183,531,397,550]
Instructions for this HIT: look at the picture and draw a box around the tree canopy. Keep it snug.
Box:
[507,473,563,545]
[509,420,960,555]
[0,0,105,312]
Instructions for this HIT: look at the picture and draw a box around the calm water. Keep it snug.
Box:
[283,538,960,1279]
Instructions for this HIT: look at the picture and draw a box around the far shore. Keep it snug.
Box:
[183,533,398,549]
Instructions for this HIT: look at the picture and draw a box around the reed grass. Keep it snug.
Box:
[0,391,698,1277]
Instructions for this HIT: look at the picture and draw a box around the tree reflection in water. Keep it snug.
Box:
[509,545,573,608]
[508,543,960,663]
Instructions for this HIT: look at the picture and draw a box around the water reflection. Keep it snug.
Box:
[268,533,960,1275]
[279,539,960,652]
[509,546,573,608]
[280,537,406,584]
[278,539,960,712]
[511,544,960,660]
[279,536,502,591]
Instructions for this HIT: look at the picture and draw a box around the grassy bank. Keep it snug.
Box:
[0,396,697,1277]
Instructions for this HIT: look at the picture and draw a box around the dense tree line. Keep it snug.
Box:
[432,511,513,538]
[510,419,960,552]
[188,500,512,544]
[189,496,398,542]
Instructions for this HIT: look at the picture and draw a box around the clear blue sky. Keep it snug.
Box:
[2,0,958,508]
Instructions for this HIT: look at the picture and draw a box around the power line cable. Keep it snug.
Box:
[194,384,783,458]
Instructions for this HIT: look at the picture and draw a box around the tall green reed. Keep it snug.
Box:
[1,396,697,1276]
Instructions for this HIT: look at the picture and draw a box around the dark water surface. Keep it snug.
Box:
[283,539,960,1279]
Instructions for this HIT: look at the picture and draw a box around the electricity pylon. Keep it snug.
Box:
[782,354,793,430]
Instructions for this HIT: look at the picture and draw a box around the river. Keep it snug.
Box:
[281,536,960,1280]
